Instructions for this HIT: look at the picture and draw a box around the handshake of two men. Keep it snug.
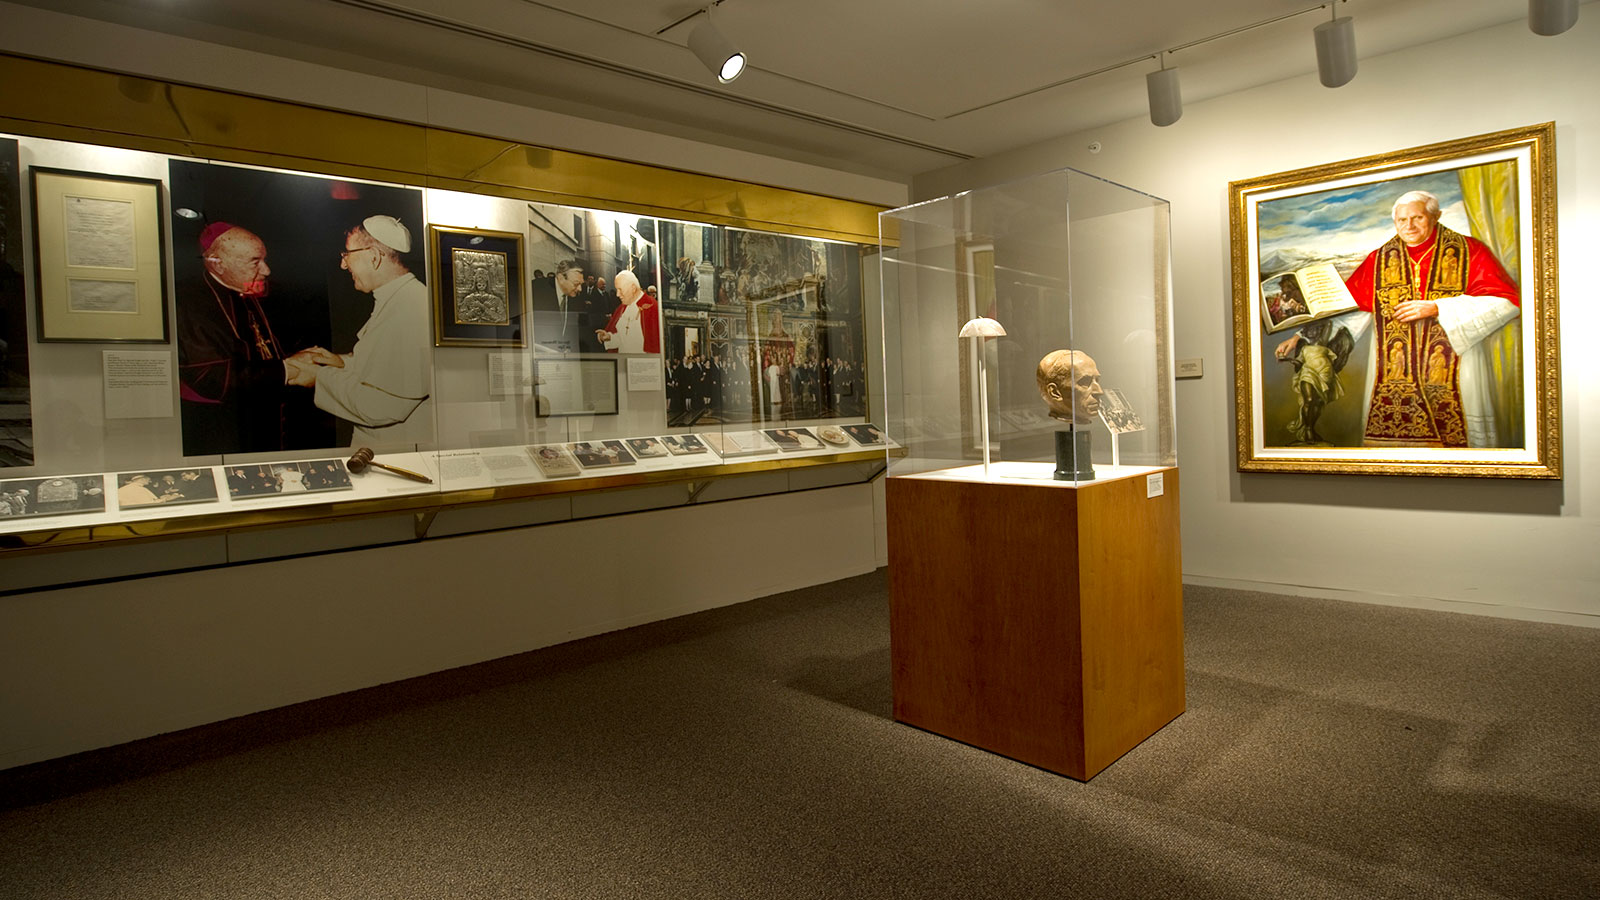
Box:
[283,346,345,388]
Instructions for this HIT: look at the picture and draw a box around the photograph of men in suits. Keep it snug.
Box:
[530,258,599,354]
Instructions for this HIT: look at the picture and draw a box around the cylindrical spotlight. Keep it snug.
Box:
[1314,16,1358,87]
[1529,0,1578,36]
[689,18,746,83]
[1147,67,1182,127]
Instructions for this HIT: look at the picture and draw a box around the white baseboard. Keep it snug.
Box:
[1183,574,1600,630]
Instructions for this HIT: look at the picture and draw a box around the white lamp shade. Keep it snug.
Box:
[1146,67,1182,127]
[1529,0,1578,35]
[1314,17,1358,88]
[689,19,745,83]
[959,317,1007,338]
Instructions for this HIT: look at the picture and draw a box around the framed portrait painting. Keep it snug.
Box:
[1229,123,1559,478]
[430,225,527,348]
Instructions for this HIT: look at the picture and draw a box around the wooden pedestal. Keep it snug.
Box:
[887,467,1185,781]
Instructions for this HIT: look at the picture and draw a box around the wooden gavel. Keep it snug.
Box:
[346,447,433,484]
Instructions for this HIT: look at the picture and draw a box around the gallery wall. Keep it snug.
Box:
[0,3,898,769]
[916,16,1599,625]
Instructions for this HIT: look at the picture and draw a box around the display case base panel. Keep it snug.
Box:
[887,467,1185,781]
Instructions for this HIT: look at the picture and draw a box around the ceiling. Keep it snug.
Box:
[8,0,1553,181]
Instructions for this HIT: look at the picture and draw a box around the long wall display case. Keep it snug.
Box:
[0,55,889,558]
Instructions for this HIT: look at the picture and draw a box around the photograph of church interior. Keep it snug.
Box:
[1,1,1597,897]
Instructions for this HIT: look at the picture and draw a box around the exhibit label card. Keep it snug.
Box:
[1147,472,1164,498]
[627,357,662,392]
[103,350,173,419]
[487,351,523,398]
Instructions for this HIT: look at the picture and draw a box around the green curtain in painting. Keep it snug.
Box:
[1458,161,1524,449]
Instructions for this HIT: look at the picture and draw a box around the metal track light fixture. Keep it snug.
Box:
[688,4,746,84]
[1313,2,1357,88]
[1146,52,1182,127]
[1529,0,1579,36]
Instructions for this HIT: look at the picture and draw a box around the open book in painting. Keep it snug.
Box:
[1259,263,1357,333]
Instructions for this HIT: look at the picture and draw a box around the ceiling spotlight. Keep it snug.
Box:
[1147,56,1182,127]
[1529,0,1578,35]
[1314,8,1358,88]
[689,9,745,84]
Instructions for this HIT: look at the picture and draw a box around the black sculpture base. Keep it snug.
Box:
[1054,428,1095,481]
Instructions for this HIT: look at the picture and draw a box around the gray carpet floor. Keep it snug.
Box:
[1,571,1597,899]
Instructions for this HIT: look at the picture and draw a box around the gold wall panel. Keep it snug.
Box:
[0,53,882,242]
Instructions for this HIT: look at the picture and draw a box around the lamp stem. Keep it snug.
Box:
[978,336,992,477]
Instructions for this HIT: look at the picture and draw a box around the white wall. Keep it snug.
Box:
[0,6,902,769]
[917,17,1600,626]
[0,484,880,770]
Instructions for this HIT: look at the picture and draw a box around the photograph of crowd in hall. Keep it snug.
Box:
[169,160,431,456]
[0,475,104,519]
[114,468,218,509]
[0,138,30,467]
[660,224,867,428]
[527,202,661,357]
[225,460,353,499]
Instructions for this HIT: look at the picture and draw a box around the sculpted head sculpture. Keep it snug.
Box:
[1037,349,1104,426]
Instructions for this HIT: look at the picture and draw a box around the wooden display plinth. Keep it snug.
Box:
[887,467,1185,781]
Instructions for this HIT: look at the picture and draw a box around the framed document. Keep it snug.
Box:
[30,167,169,342]
[430,225,527,348]
[534,358,619,417]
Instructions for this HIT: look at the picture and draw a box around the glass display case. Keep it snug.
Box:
[878,167,1174,487]
[879,169,1184,780]
[0,58,889,556]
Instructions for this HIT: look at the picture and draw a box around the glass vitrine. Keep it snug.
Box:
[878,167,1175,487]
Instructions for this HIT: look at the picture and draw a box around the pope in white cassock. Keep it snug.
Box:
[286,215,433,448]
[1277,190,1520,448]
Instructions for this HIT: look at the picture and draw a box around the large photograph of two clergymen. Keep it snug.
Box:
[168,160,426,456]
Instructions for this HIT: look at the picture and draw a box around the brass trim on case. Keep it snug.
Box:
[0,451,893,556]
[0,53,884,244]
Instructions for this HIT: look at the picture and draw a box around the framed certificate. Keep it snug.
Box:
[534,358,619,417]
[30,167,169,343]
[430,225,527,347]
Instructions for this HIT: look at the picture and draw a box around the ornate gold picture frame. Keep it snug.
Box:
[1229,123,1559,478]
[430,225,527,348]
